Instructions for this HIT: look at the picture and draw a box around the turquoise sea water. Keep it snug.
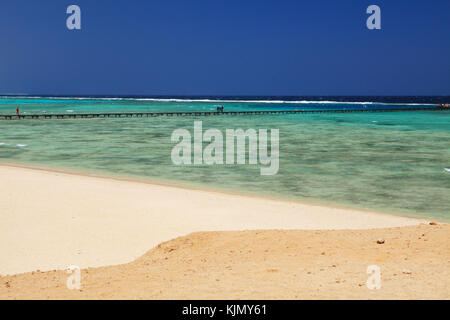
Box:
[0,97,449,221]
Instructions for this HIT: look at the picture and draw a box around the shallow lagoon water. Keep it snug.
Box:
[0,97,449,220]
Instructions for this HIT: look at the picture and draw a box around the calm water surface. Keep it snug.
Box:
[1,97,449,221]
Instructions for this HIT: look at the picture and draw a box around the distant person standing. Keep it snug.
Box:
[16,107,20,115]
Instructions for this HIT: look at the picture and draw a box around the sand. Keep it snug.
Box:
[1,163,448,299]
[1,224,449,299]
[0,164,424,275]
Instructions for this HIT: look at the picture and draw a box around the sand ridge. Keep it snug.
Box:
[1,224,448,299]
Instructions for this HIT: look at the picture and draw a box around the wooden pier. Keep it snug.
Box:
[1,107,448,120]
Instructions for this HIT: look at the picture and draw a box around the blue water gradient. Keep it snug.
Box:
[0,97,449,221]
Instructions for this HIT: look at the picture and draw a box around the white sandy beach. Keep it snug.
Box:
[0,163,425,276]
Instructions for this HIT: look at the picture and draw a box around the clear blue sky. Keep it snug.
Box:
[0,0,449,96]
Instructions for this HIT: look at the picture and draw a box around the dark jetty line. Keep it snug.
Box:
[1,107,448,120]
